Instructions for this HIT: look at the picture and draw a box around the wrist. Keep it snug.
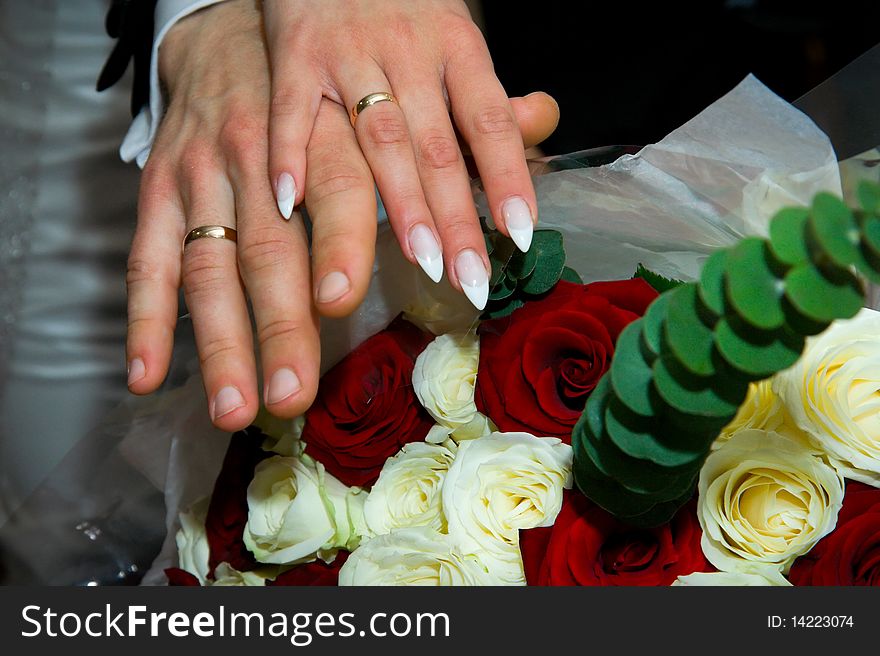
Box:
[158,8,202,96]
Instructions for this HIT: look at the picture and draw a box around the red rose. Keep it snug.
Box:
[520,490,709,585]
[789,482,880,586]
[476,279,657,441]
[268,552,349,586]
[165,568,201,586]
[205,427,269,575]
[303,316,434,487]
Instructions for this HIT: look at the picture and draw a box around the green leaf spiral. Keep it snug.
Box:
[573,181,880,527]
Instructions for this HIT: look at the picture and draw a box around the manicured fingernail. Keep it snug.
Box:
[127,357,146,386]
[275,172,296,220]
[266,367,301,405]
[316,271,351,304]
[502,197,534,253]
[409,224,443,283]
[455,249,489,310]
[212,386,245,421]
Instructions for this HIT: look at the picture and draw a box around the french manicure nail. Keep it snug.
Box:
[266,367,302,405]
[316,271,351,304]
[212,386,246,421]
[127,357,146,386]
[503,197,534,253]
[275,172,296,220]
[455,249,489,310]
[409,224,443,283]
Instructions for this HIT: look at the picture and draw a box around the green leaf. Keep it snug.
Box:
[482,298,524,320]
[784,261,864,323]
[641,292,672,357]
[572,450,658,519]
[664,284,717,377]
[560,266,583,284]
[714,317,804,378]
[614,484,699,528]
[652,355,739,419]
[605,395,708,473]
[506,247,537,280]
[633,264,685,293]
[863,213,880,257]
[489,256,506,287]
[609,320,655,417]
[487,275,516,302]
[483,232,495,257]
[726,238,786,331]
[769,207,810,266]
[521,233,566,295]
[809,193,861,269]
[857,180,880,214]
[698,250,729,316]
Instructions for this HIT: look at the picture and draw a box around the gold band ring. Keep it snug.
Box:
[182,225,238,253]
[350,92,397,125]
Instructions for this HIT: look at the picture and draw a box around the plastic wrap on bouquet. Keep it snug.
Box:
[0,75,848,584]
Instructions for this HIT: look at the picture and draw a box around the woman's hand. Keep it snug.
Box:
[263,0,543,310]
[125,0,559,432]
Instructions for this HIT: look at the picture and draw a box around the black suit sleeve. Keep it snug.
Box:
[96,0,159,117]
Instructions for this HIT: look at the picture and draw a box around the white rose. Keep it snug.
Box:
[443,432,572,579]
[698,429,844,575]
[775,308,880,485]
[412,331,495,443]
[338,527,514,586]
[363,441,456,536]
[673,569,791,586]
[243,454,365,565]
[260,415,305,457]
[253,410,305,457]
[175,496,211,585]
[714,379,813,451]
[210,562,267,587]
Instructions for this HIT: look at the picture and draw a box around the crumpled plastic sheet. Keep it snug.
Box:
[0,75,855,584]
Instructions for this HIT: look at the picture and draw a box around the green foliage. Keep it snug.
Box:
[481,220,573,319]
[573,181,880,527]
[633,264,685,293]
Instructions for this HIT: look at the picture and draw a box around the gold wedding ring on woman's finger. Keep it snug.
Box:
[350,92,397,126]
[182,225,238,253]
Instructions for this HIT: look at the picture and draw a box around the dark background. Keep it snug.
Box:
[482,0,880,153]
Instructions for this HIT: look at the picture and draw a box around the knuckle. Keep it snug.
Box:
[238,230,294,275]
[257,317,304,346]
[178,140,218,175]
[270,89,307,120]
[138,160,176,209]
[219,111,265,158]
[363,112,409,148]
[127,315,174,340]
[439,215,480,240]
[444,18,486,57]
[126,256,166,290]
[472,105,517,139]
[307,163,371,203]
[181,250,230,298]
[418,134,461,171]
[198,335,240,370]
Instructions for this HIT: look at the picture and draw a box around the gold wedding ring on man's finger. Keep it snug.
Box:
[350,92,397,126]
[182,225,238,254]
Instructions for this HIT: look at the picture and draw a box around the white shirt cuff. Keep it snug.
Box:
[119,0,229,167]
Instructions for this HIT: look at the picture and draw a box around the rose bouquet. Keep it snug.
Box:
[5,76,874,587]
[164,175,880,586]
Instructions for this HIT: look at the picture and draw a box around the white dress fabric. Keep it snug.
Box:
[0,0,139,524]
